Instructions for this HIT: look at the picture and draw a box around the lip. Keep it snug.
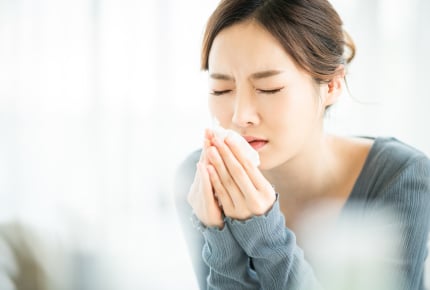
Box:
[242,135,268,151]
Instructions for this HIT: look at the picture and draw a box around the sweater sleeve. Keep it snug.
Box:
[227,196,322,290]
[194,215,260,290]
[373,156,430,290]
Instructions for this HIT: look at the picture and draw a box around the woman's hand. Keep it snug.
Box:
[187,135,224,229]
[205,129,276,221]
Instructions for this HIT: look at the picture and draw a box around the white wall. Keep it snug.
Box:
[327,0,430,156]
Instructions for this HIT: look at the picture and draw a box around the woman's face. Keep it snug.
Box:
[207,21,328,170]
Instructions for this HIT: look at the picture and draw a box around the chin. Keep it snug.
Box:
[256,159,273,171]
[258,164,276,171]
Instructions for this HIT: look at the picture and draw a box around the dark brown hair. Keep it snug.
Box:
[201,0,355,84]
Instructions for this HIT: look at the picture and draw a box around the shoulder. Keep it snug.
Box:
[175,149,202,185]
[177,149,203,171]
[173,149,202,201]
[363,136,430,180]
[356,136,430,205]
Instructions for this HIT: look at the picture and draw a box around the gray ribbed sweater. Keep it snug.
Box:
[174,137,430,290]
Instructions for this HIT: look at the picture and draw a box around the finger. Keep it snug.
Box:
[199,140,209,164]
[207,163,235,211]
[198,162,214,202]
[206,145,246,208]
[211,137,259,199]
[198,129,213,165]
[194,162,224,228]
[205,128,215,142]
[187,163,201,206]
[223,135,269,192]
[206,145,238,191]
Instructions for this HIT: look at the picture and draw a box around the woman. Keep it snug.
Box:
[174,0,430,289]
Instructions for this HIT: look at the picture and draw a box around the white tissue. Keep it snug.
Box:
[212,123,260,167]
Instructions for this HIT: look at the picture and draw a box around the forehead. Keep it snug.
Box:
[208,21,298,74]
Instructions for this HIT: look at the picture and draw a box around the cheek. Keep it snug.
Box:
[280,87,320,117]
[262,92,320,132]
[208,97,233,123]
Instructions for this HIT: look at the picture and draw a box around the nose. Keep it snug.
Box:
[231,89,259,128]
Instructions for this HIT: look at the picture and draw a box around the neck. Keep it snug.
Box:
[262,133,340,201]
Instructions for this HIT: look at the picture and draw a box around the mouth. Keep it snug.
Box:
[243,136,268,151]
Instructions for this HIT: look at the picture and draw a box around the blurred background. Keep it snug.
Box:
[0,0,429,289]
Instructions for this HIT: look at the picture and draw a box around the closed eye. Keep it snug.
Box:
[210,89,232,96]
[257,87,284,94]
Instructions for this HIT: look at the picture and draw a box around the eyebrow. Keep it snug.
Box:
[210,73,234,81]
[250,70,284,80]
[209,70,284,81]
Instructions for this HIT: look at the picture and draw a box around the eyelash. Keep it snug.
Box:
[257,88,284,94]
[210,90,232,96]
[210,87,284,96]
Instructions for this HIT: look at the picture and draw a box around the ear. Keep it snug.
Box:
[322,65,345,108]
